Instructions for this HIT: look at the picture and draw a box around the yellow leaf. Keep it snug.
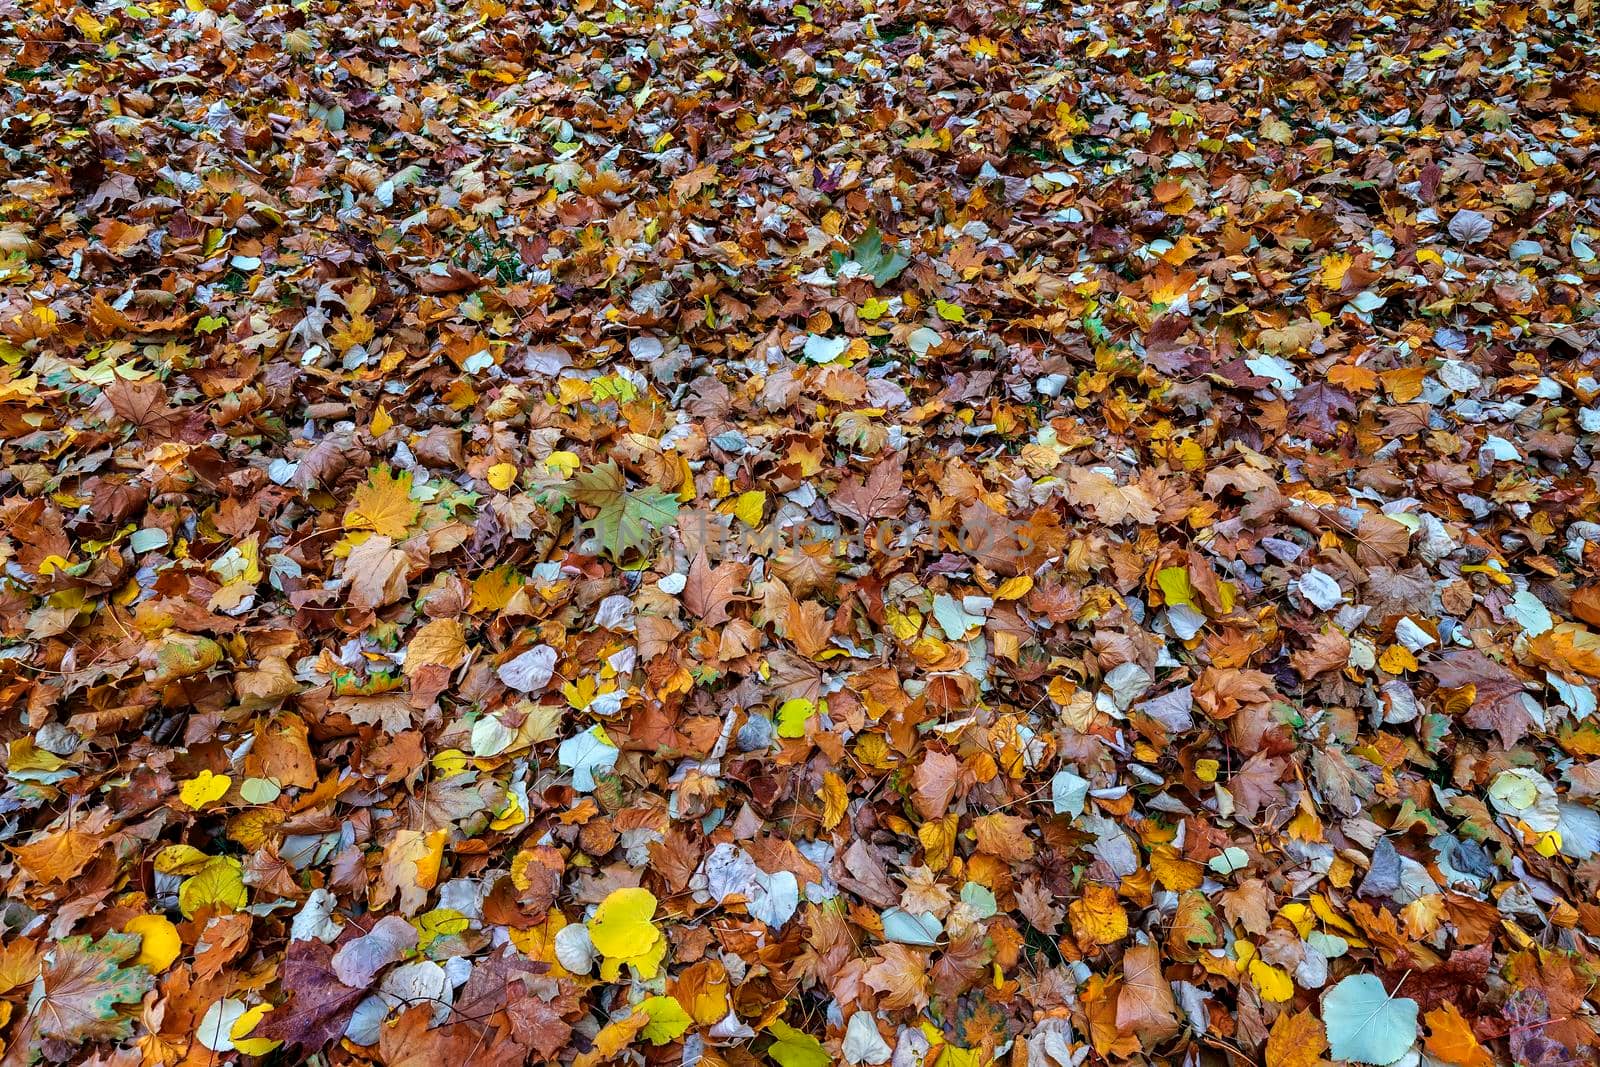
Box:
[231,1004,282,1056]
[179,770,232,809]
[1379,644,1418,674]
[918,814,959,872]
[370,404,393,436]
[1148,846,1204,891]
[1401,893,1446,938]
[508,910,570,975]
[344,466,419,538]
[402,618,467,677]
[1309,892,1360,935]
[545,450,581,477]
[572,1013,649,1067]
[179,857,248,918]
[154,844,212,875]
[776,697,819,738]
[993,575,1033,600]
[1424,1002,1494,1067]
[124,915,182,972]
[1265,1008,1328,1067]
[486,462,517,491]
[588,887,661,962]
[597,928,667,981]
[1248,959,1294,1002]
[1320,252,1351,289]
[818,771,848,830]
[637,995,692,1045]
[469,566,522,613]
[732,490,766,526]
[1069,882,1128,946]
[490,792,525,831]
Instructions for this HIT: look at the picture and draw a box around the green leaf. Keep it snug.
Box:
[31,933,153,1044]
[832,225,909,285]
[572,461,679,562]
[766,1019,830,1067]
[637,995,692,1044]
[775,697,820,739]
[1321,974,1418,1065]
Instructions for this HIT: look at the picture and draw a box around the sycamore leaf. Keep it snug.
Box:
[572,461,680,562]
[28,933,152,1044]
[830,225,909,285]
[344,465,419,538]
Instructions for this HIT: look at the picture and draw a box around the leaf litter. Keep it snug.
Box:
[0,0,1598,1065]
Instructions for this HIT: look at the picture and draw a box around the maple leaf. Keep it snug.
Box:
[1228,752,1290,824]
[26,933,152,1044]
[864,944,929,1010]
[830,225,909,284]
[378,1005,451,1067]
[1265,1008,1329,1067]
[12,825,102,884]
[830,458,910,524]
[572,461,679,562]
[1289,382,1355,443]
[253,940,368,1051]
[486,989,569,1061]
[345,465,420,538]
[956,503,1027,576]
[1015,879,1064,934]
[682,549,748,626]
[1426,650,1536,747]
[344,534,411,612]
[103,377,185,440]
[972,813,1034,862]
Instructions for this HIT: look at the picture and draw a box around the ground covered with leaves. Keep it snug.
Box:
[1,0,1599,1064]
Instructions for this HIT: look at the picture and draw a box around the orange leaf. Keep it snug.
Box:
[1327,363,1377,393]
[1069,882,1128,947]
[12,828,101,885]
[1424,1003,1494,1067]
[1265,1008,1328,1067]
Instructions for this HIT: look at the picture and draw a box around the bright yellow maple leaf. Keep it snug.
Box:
[344,466,419,538]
